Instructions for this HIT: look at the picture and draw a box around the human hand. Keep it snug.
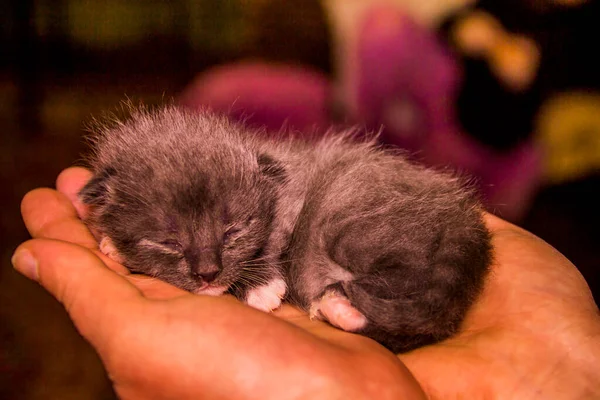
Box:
[13,167,600,399]
[12,167,424,400]
[399,208,600,398]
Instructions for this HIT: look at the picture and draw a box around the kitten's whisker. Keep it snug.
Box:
[240,258,300,267]
[240,272,273,279]
[238,273,270,286]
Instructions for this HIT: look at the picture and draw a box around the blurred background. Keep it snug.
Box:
[1,0,598,398]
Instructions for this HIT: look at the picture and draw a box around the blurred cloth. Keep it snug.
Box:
[179,63,331,134]
[179,6,542,221]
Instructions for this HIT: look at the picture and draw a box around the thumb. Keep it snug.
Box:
[12,238,142,352]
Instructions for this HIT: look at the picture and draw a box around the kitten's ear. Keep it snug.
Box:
[79,167,115,206]
[257,153,286,182]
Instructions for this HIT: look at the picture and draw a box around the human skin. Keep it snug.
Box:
[12,167,600,399]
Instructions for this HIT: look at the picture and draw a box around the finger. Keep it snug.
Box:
[56,167,93,219]
[12,239,143,352]
[482,212,514,231]
[95,250,130,275]
[21,188,98,249]
[483,213,538,240]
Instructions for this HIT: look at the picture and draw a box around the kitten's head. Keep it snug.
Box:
[80,108,285,295]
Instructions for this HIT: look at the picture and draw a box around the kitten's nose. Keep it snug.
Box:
[192,269,219,283]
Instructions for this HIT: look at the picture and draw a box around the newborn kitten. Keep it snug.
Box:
[80,106,491,353]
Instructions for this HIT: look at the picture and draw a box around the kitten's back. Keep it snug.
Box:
[284,144,491,352]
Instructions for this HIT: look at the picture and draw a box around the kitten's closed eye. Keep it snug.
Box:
[223,216,256,245]
[160,239,183,251]
[223,227,241,245]
[138,238,183,256]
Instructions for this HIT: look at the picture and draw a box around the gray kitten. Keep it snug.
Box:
[80,106,491,353]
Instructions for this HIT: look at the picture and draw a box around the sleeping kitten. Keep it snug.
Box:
[80,106,491,353]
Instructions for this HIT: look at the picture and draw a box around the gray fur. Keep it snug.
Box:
[80,106,491,352]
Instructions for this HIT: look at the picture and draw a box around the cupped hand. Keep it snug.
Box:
[400,213,600,398]
[13,167,600,399]
[13,168,423,400]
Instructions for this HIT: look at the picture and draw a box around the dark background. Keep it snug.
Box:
[1,1,598,398]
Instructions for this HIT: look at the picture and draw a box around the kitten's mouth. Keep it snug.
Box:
[194,284,229,297]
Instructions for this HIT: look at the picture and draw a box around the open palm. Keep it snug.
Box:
[14,167,600,399]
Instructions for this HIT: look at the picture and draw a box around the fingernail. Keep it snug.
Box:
[11,249,39,281]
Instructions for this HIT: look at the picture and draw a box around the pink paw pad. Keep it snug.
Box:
[310,290,368,332]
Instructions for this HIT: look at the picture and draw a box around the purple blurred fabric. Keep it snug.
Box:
[179,62,331,135]
[351,6,541,220]
[353,7,460,151]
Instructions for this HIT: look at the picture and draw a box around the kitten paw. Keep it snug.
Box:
[246,278,287,312]
[310,290,368,332]
[99,236,123,264]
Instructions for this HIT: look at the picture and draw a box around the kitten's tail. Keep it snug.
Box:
[340,226,491,352]
[338,278,465,352]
